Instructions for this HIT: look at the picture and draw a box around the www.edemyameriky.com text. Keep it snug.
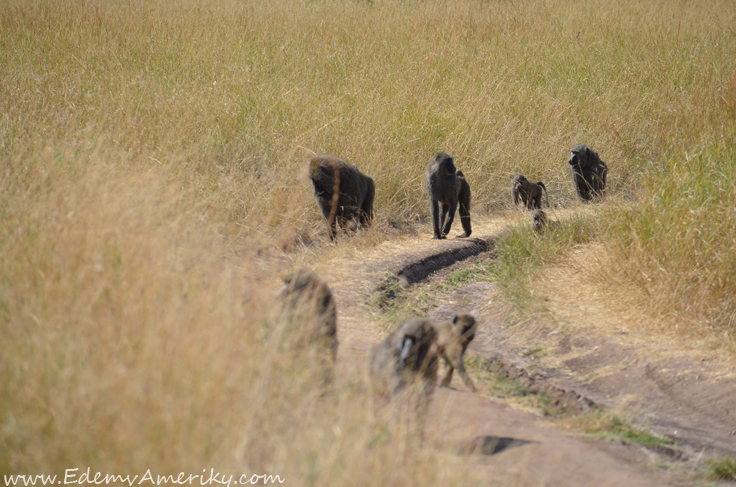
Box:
[5,469,284,486]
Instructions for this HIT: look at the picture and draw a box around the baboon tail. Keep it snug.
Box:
[538,182,549,208]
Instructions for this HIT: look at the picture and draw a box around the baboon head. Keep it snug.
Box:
[531,209,547,232]
[434,152,457,178]
[568,143,597,168]
[511,174,528,191]
[280,268,320,296]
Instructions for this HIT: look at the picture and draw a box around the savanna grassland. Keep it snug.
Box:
[2,0,735,483]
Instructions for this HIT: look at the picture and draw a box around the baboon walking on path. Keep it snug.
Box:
[434,314,478,392]
[512,174,548,210]
[426,152,472,239]
[309,155,375,240]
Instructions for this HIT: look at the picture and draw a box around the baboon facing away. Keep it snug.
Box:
[370,317,440,400]
[512,174,548,210]
[433,314,478,392]
[425,152,472,239]
[277,268,338,383]
[568,143,607,202]
[309,155,375,240]
[370,318,440,437]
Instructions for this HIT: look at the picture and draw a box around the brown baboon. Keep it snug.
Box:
[512,174,548,210]
[568,143,607,202]
[370,317,440,399]
[433,314,478,392]
[425,152,472,239]
[531,209,548,233]
[309,155,375,240]
[277,268,338,382]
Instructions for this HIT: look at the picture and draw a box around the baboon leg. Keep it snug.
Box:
[441,200,457,237]
[456,179,471,238]
[440,356,476,392]
[440,203,449,233]
[360,182,375,227]
[430,199,444,239]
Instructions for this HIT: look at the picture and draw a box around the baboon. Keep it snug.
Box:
[277,268,338,381]
[568,143,607,202]
[433,314,478,392]
[309,155,375,240]
[512,174,548,210]
[425,152,472,239]
[531,209,548,233]
[370,317,440,400]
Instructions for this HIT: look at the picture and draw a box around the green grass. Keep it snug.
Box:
[487,214,599,315]
[570,410,676,450]
[469,357,566,417]
[705,457,736,481]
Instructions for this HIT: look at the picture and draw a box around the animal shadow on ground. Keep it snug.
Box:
[456,435,537,456]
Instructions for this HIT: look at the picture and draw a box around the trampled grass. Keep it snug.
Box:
[2,0,735,481]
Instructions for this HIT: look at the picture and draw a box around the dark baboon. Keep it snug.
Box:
[425,152,472,239]
[309,155,375,240]
[277,268,338,381]
[433,314,478,392]
[531,209,548,233]
[568,143,607,202]
[512,174,548,210]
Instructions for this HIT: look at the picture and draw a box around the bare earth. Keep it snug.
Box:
[319,214,736,487]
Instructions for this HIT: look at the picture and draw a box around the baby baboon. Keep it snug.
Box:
[433,314,478,392]
[309,155,375,240]
[370,317,440,399]
[512,174,548,210]
[531,209,548,233]
[277,268,338,381]
[425,152,472,239]
[568,143,607,202]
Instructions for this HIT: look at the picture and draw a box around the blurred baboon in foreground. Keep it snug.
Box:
[371,318,440,399]
[434,314,478,392]
[309,155,375,240]
[425,152,472,239]
[370,318,440,436]
[512,174,548,210]
[277,268,338,383]
[568,143,607,202]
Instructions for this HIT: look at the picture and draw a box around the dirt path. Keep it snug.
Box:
[317,215,734,486]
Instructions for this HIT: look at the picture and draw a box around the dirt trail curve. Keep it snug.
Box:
[317,216,736,487]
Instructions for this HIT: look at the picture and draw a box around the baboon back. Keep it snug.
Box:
[278,268,338,363]
[309,155,375,239]
[370,318,439,398]
[568,144,607,202]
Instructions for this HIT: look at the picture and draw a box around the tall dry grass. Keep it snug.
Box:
[1,0,736,480]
